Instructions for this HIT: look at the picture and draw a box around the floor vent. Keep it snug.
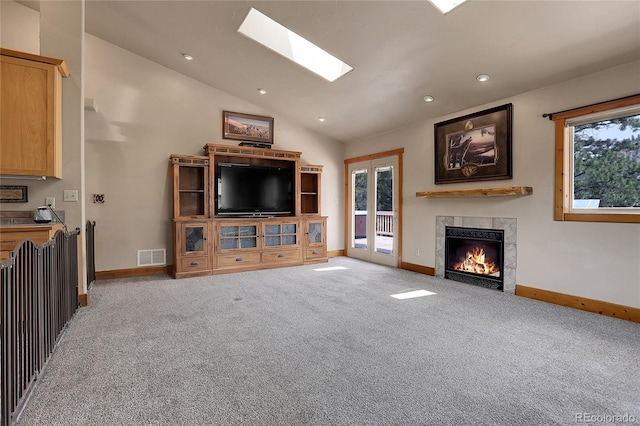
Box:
[137,249,166,267]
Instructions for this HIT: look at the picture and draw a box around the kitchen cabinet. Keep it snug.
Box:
[0,223,64,260]
[0,48,69,178]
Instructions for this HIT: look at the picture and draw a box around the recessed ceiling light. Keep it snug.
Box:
[318,117,326,122]
[238,8,353,82]
[182,53,194,61]
[423,95,434,102]
[258,88,267,95]
[427,0,469,14]
[477,74,490,82]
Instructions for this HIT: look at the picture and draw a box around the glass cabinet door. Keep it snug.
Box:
[307,222,323,244]
[263,222,298,248]
[219,224,259,251]
[182,222,208,255]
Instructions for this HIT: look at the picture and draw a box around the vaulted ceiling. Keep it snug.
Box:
[23,1,640,142]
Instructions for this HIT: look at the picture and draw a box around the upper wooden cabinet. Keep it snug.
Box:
[170,155,209,218]
[0,48,69,178]
[299,164,322,215]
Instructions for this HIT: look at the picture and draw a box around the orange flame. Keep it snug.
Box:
[453,247,499,275]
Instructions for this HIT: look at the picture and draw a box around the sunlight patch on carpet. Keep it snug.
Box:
[314,266,348,271]
[391,290,436,299]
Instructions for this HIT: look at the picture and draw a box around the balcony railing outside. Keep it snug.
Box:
[354,211,394,237]
[0,228,80,426]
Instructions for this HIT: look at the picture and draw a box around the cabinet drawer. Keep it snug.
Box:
[216,252,261,268]
[262,248,302,265]
[0,230,49,251]
[305,247,327,260]
[179,256,210,271]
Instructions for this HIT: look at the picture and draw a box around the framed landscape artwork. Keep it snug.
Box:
[222,111,274,144]
[0,185,28,203]
[434,103,513,184]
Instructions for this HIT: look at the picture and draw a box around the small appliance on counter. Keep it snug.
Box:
[34,206,53,223]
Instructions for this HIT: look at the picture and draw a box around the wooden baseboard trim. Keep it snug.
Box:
[400,261,435,276]
[516,285,640,323]
[96,265,170,280]
[78,293,89,307]
[327,249,345,257]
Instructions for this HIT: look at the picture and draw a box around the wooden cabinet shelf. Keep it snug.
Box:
[416,186,533,198]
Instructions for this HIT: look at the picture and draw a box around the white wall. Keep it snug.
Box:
[84,34,344,271]
[345,61,640,309]
[0,0,39,53]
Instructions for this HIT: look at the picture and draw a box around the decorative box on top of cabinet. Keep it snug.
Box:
[0,48,69,178]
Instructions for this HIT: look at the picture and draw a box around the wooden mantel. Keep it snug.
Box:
[416,186,533,198]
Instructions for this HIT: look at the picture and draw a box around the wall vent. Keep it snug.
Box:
[137,249,166,267]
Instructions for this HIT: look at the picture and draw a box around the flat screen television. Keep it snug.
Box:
[216,163,293,217]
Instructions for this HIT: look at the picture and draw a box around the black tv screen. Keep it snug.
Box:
[217,163,293,216]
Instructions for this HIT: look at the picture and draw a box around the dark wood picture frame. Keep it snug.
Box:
[0,185,28,203]
[434,103,513,184]
[222,111,274,144]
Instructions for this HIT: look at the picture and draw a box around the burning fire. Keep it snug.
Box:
[454,247,500,276]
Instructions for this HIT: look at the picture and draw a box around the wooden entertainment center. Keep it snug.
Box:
[170,144,327,279]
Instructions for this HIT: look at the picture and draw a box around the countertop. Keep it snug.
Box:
[0,221,64,231]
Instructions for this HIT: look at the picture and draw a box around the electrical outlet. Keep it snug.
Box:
[45,197,55,209]
[415,249,420,256]
[63,190,78,202]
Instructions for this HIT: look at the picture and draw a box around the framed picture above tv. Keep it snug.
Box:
[222,111,274,144]
[434,103,513,184]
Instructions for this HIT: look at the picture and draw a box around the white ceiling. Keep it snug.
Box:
[24,1,640,143]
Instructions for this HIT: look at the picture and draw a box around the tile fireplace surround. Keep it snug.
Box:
[436,216,517,293]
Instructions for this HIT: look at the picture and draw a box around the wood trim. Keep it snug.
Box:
[562,212,640,224]
[550,93,640,121]
[516,285,640,323]
[204,143,301,160]
[1,47,69,76]
[554,119,567,221]
[416,186,532,198]
[328,249,345,257]
[343,148,405,165]
[78,293,89,307]
[396,152,403,267]
[400,261,435,276]
[96,265,170,280]
[343,161,350,257]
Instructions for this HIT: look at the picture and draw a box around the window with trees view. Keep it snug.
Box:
[553,94,640,223]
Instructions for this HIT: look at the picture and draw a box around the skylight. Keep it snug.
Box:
[427,0,469,14]
[238,8,353,82]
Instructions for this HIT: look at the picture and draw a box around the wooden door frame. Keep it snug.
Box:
[344,148,404,267]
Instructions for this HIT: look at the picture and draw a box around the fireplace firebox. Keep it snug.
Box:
[444,226,504,291]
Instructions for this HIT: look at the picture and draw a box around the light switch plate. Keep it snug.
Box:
[63,190,78,202]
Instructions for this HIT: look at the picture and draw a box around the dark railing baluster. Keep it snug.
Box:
[0,228,81,426]
[86,221,96,288]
